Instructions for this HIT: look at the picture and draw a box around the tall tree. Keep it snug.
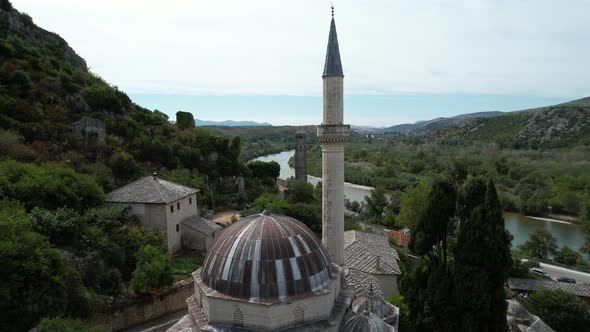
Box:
[453,178,512,332]
[406,177,458,332]
[364,187,389,223]
[519,228,558,260]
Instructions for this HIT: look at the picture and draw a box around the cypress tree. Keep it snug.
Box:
[454,178,512,332]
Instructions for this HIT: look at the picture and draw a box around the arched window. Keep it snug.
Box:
[234,305,244,327]
[294,305,304,325]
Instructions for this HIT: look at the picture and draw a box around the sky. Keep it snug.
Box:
[12,0,590,126]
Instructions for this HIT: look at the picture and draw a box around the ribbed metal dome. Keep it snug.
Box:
[343,312,394,332]
[201,211,333,303]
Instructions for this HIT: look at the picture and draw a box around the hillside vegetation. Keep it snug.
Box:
[0,3,278,330]
[383,98,590,149]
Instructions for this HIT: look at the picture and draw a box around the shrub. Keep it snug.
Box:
[0,202,91,332]
[130,245,173,292]
[83,84,123,112]
[523,289,590,332]
[37,318,105,332]
[0,160,104,210]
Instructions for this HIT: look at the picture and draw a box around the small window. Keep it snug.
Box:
[176,224,179,232]
[177,202,180,210]
[295,305,304,325]
[189,197,192,205]
[170,205,174,213]
[234,306,244,327]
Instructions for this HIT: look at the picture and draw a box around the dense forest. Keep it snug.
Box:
[302,129,590,220]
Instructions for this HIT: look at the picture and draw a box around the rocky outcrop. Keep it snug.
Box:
[1,7,87,69]
[515,106,590,147]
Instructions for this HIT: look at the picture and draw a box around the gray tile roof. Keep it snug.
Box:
[105,176,199,204]
[181,216,222,236]
[344,231,400,276]
[508,278,590,298]
[527,318,555,332]
[323,17,343,77]
[346,268,384,298]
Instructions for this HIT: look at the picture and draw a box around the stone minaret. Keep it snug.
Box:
[295,131,307,182]
[318,7,349,265]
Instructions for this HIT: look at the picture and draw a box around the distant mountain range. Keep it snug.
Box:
[196,119,271,127]
[372,97,590,148]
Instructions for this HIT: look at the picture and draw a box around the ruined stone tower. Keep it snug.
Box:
[294,131,307,182]
[317,8,349,265]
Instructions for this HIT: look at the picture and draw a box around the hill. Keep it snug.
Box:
[0,3,243,191]
[195,119,271,126]
[382,99,590,148]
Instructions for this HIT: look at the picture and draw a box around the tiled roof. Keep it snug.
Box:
[527,317,555,332]
[344,231,400,275]
[181,216,222,236]
[346,268,384,298]
[105,176,198,204]
[508,278,590,298]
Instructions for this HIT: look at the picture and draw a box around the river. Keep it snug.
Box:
[254,150,586,251]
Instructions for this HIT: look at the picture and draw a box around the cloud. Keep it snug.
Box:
[12,0,590,97]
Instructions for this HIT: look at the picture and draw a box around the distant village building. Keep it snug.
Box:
[388,229,411,248]
[105,174,221,253]
[344,230,401,297]
[71,117,106,145]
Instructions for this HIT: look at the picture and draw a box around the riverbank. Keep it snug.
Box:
[527,216,576,225]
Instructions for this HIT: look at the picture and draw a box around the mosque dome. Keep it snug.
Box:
[352,286,397,321]
[343,312,394,332]
[200,210,334,304]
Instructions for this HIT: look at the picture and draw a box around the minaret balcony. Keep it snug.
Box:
[317,124,350,144]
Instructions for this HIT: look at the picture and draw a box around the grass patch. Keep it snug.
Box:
[171,256,202,276]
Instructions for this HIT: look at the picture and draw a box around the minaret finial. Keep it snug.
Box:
[331,5,334,17]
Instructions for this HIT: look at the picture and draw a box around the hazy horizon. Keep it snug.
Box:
[13,0,590,126]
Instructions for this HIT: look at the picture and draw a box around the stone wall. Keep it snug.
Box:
[91,279,193,331]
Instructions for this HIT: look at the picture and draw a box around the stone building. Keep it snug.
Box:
[167,7,399,332]
[294,130,307,182]
[105,174,221,253]
[71,116,106,145]
[344,231,401,297]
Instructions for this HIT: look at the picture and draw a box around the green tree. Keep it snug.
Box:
[397,179,431,229]
[0,160,104,210]
[453,178,512,332]
[130,245,173,292]
[83,84,123,112]
[519,228,558,260]
[581,200,590,256]
[523,289,590,332]
[247,160,280,179]
[364,187,389,223]
[38,318,105,332]
[0,202,91,332]
[175,111,195,129]
[553,246,582,266]
[285,178,315,204]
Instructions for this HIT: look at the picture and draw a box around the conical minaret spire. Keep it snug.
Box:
[318,6,349,265]
[323,7,343,77]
